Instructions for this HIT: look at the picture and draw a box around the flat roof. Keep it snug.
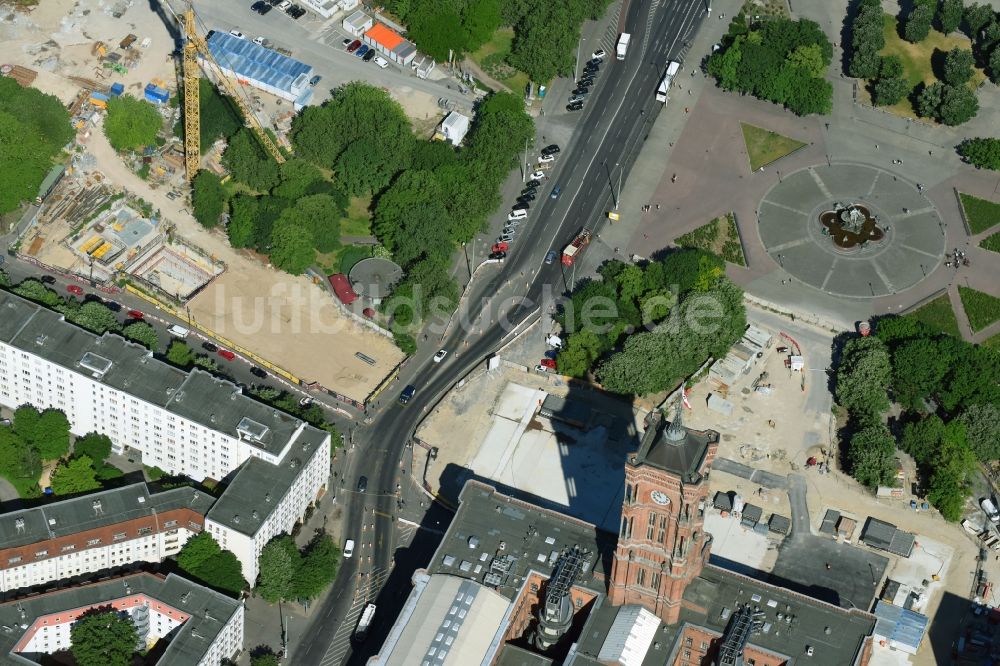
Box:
[0,291,323,459]
[206,32,312,94]
[205,424,328,537]
[427,481,613,601]
[0,483,213,552]
[678,566,877,666]
[861,517,914,557]
[0,572,240,665]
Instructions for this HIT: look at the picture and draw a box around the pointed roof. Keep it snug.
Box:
[633,405,717,482]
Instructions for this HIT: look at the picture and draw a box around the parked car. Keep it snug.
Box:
[521,187,537,197]
[267,0,283,5]
[517,193,535,203]
[356,44,370,58]
[591,48,606,60]
[104,300,122,312]
[545,250,558,265]
[290,5,306,17]
[40,275,56,284]
[572,86,589,95]
[508,210,527,221]
[201,341,219,352]
[346,39,361,52]
[512,202,529,211]
[250,366,267,378]
[229,29,245,39]
[577,76,594,86]
[342,37,352,46]
[398,385,416,405]
[502,226,518,236]
[126,309,144,320]
[167,324,189,338]
[541,144,560,155]
[566,102,584,111]
[538,153,555,163]
[492,242,509,253]
[66,284,84,296]
[252,36,266,45]
[363,49,377,62]
[540,358,557,369]
[373,55,389,69]
[277,0,291,8]
[357,476,368,492]
[343,539,355,558]
[569,94,586,104]
[550,186,562,199]
[309,74,322,86]
[218,349,236,361]
[983,498,1000,523]
[526,179,541,188]
[433,349,448,363]
[534,364,550,373]
[497,233,514,243]
[250,1,266,13]
[530,170,546,180]
[489,251,507,260]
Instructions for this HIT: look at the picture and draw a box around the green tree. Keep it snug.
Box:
[964,3,994,37]
[958,136,1000,168]
[0,269,9,287]
[70,608,138,666]
[251,652,281,666]
[892,337,949,408]
[462,0,502,50]
[272,159,324,199]
[176,532,247,597]
[834,336,891,423]
[14,406,70,461]
[372,170,452,267]
[904,0,936,42]
[103,95,162,151]
[938,83,979,125]
[257,536,298,602]
[989,45,1000,83]
[873,75,910,105]
[283,194,343,253]
[177,532,222,572]
[292,533,340,599]
[943,47,975,84]
[901,414,945,465]
[165,340,197,368]
[269,213,316,274]
[11,279,64,307]
[849,0,886,78]
[73,432,113,464]
[50,454,100,494]
[959,404,1000,461]
[939,0,965,33]
[507,1,580,82]
[122,321,159,351]
[848,423,898,487]
[915,81,945,118]
[407,0,468,60]
[68,300,122,334]
[926,421,975,521]
[392,330,417,355]
[222,128,281,191]
[197,78,242,149]
[192,170,227,228]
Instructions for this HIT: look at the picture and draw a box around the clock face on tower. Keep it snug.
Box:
[650,490,670,506]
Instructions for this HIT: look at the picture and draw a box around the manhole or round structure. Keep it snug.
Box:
[757,163,946,298]
[348,257,403,304]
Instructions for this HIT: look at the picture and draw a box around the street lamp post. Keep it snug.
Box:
[523,137,529,183]
[615,162,622,210]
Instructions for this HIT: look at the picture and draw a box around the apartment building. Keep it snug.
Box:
[0,291,332,586]
[1,572,243,665]
[0,483,213,595]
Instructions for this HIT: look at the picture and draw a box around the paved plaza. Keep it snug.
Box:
[758,163,946,298]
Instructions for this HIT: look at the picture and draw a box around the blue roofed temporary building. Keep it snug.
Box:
[203,32,314,108]
[873,600,928,654]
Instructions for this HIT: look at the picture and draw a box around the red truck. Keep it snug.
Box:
[562,230,592,266]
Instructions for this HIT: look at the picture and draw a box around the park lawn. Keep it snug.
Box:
[341,196,373,237]
[960,192,1000,234]
[470,28,529,94]
[675,213,746,266]
[740,123,806,171]
[980,230,1000,253]
[877,13,986,118]
[959,286,1000,333]
[906,294,961,337]
[983,331,1000,351]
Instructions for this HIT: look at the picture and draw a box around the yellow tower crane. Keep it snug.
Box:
[173,2,285,181]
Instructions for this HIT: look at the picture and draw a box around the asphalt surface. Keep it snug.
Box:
[291,0,709,663]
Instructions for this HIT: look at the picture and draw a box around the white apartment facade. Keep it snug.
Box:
[0,292,332,587]
[6,572,243,665]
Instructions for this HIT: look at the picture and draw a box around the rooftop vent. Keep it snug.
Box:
[14,518,24,533]
[48,518,56,526]
[180,592,191,605]
[230,392,238,401]
[237,417,269,442]
[34,334,47,346]
[92,500,103,515]
[233,515,241,524]
[137,496,145,504]
[264,493,271,503]
[468,536,479,549]
[209,414,216,423]
[251,510,259,520]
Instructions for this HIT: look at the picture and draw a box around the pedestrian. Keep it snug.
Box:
[687,89,692,96]
[875,144,879,150]
[656,204,661,210]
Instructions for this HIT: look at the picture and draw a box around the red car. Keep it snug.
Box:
[127,309,144,320]
[346,39,361,53]
[66,284,84,296]
[218,349,236,361]
[540,358,556,369]
[491,242,509,253]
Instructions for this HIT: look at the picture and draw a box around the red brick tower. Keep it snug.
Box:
[608,405,718,624]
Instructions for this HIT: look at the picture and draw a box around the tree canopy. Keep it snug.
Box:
[70,608,138,666]
[257,532,341,602]
[14,406,70,461]
[904,0,936,42]
[73,432,113,464]
[176,532,247,597]
[50,454,101,495]
[958,137,1000,169]
[192,170,227,229]
[223,128,281,192]
[708,16,833,116]
[0,78,73,214]
[103,95,162,152]
[122,321,160,351]
[848,423,897,488]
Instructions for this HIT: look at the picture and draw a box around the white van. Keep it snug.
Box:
[508,209,527,222]
[344,539,355,558]
[167,324,190,338]
[373,55,389,69]
[982,498,1000,523]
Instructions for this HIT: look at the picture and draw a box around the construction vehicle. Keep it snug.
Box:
[164,1,285,181]
[562,229,592,266]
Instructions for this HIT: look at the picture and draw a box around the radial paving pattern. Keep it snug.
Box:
[757,163,946,298]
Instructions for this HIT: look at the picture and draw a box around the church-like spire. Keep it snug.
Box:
[664,398,686,443]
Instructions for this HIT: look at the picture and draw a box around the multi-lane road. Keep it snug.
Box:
[292,0,708,663]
